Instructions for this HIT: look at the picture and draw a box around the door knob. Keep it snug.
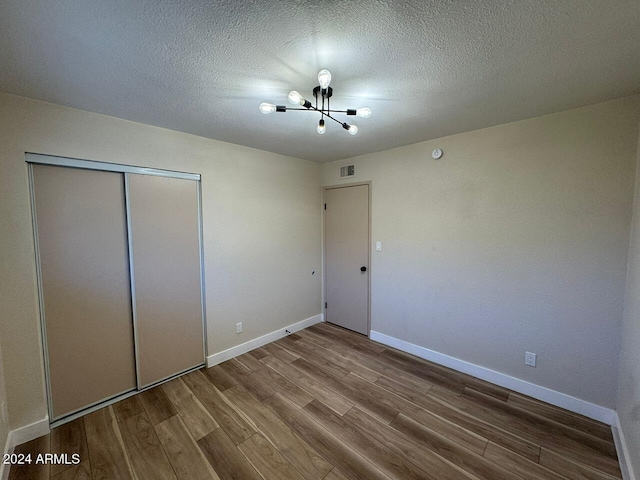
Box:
[360,266,367,272]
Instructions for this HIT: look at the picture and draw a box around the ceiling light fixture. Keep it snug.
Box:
[259,69,371,135]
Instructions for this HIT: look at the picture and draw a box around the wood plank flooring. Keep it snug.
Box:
[10,322,622,480]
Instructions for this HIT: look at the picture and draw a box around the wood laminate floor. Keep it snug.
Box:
[10,322,622,480]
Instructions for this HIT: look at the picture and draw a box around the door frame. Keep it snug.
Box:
[322,181,372,336]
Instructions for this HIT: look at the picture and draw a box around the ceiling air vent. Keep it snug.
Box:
[340,165,355,178]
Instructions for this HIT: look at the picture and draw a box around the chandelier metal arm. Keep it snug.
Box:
[285,106,351,123]
[319,110,348,126]
[274,104,360,134]
[277,107,356,114]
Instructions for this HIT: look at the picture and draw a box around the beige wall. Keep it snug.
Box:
[617,125,640,477]
[322,96,640,408]
[0,93,321,430]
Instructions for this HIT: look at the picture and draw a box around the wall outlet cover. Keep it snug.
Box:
[525,352,537,367]
[236,322,243,334]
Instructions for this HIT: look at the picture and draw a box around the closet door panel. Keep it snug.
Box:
[126,174,204,387]
[32,165,137,419]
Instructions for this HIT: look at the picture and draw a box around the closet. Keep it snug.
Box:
[28,154,206,424]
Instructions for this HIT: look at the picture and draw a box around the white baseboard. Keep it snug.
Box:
[8,417,50,448]
[612,412,637,480]
[369,330,615,425]
[207,314,324,367]
[1,417,50,480]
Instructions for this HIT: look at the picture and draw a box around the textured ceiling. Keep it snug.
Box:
[1,1,639,163]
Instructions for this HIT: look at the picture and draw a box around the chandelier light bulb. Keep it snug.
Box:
[356,107,371,118]
[317,119,326,134]
[317,69,332,89]
[343,123,359,135]
[288,90,304,105]
[259,102,277,114]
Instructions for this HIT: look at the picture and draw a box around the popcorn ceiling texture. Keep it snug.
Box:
[0,0,639,162]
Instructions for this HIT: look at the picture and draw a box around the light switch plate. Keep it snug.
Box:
[376,241,382,252]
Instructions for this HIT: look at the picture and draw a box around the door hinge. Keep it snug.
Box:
[325,302,327,308]
[324,203,326,210]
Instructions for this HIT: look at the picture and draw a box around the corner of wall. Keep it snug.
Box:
[0,416,50,480]
[0,347,9,480]
[614,118,640,480]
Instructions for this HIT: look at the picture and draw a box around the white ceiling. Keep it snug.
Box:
[1,1,639,163]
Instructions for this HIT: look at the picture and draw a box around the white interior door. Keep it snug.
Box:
[324,184,370,335]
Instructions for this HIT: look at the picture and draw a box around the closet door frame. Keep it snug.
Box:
[27,153,207,427]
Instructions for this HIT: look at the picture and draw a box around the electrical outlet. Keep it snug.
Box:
[525,352,537,367]
[236,322,243,334]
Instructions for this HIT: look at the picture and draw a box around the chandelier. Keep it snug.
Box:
[259,69,371,135]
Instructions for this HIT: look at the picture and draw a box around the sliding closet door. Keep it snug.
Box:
[126,174,204,387]
[32,164,137,420]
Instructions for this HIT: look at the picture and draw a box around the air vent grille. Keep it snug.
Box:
[340,165,355,178]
